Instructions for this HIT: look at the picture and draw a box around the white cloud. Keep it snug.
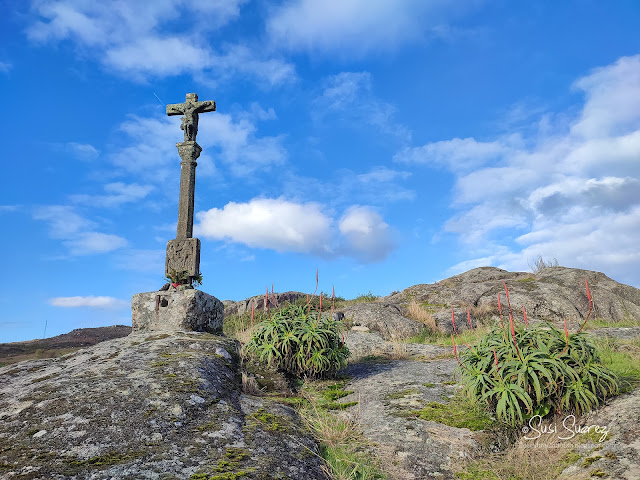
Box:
[50,296,128,309]
[112,112,286,180]
[394,137,512,172]
[0,205,20,213]
[267,0,471,56]
[71,182,153,207]
[195,198,397,262]
[63,232,128,255]
[26,0,294,85]
[409,54,640,286]
[356,166,412,184]
[0,61,12,73]
[338,206,395,262]
[104,36,212,77]
[33,205,127,255]
[315,72,411,142]
[34,205,94,238]
[64,142,99,161]
[571,55,640,139]
[195,198,333,255]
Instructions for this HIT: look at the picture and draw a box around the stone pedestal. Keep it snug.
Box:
[131,289,223,333]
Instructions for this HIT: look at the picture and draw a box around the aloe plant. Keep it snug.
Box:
[244,300,350,379]
[457,278,619,426]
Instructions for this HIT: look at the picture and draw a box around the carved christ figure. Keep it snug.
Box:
[166,93,216,142]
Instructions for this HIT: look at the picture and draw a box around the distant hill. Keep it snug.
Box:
[0,325,131,365]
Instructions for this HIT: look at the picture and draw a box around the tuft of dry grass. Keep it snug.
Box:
[406,300,437,332]
[235,324,258,345]
[470,303,496,324]
[456,416,593,480]
[241,371,264,396]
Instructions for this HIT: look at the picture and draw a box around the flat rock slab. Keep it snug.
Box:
[345,330,452,361]
[340,303,424,341]
[557,388,640,480]
[0,332,328,479]
[131,289,223,333]
[339,357,481,480]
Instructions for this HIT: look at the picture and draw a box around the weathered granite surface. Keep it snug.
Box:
[340,303,424,341]
[131,289,223,333]
[384,266,640,327]
[338,358,481,480]
[0,333,328,479]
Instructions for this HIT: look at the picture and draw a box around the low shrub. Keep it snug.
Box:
[455,279,619,426]
[244,303,350,379]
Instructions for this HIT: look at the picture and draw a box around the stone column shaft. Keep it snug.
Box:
[176,141,202,239]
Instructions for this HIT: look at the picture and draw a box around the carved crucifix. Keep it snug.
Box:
[166,93,216,142]
[164,93,216,284]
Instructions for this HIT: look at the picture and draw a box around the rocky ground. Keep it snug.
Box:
[0,333,327,480]
[338,328,640,480]
[2,266,639,479]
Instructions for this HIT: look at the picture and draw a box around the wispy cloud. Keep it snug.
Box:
[405,54,640,284]
[0,61,12,73]
[70,182,153,207]
[195,198,396,263]
[52,142,100,161]
[33,205,127,255]
[315,72,411,142]
[49,296,128,309]
[111,111,287,181]
[267,0,476,56]
[26,0,294,85]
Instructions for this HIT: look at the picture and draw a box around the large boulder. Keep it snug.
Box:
[0,332,328,479]
[340,303,424,341]
[391,266,640,327]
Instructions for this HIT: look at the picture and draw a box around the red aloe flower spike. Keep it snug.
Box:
[577,276,593,334]
[265,286,270,316]
[497,293,507,339]
[493,348,499,369]
[557,318,570,357]
[251,300,255,327]
[319,294,323,313]
[452,335,469,372]
[467,307,475,331]
[509,311,523,360]
[522,305,528,327]
[503,281,513,314]
[451,307,459,335]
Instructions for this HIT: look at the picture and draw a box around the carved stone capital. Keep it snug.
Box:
[176,141,202,164]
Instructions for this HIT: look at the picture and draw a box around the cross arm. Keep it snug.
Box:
[195,100,216,113]
[166,103,185,116]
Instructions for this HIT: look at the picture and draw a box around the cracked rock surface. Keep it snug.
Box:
[0,332,328,480]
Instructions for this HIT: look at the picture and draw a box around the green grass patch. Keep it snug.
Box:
[583,317,640,329]
[247,408,288,432]
[67,450,144,468]
[593,336,640,392]
[411,392,493,431]
[384,389,418,400]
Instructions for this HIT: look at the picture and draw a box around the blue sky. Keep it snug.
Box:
[1,1,640,342]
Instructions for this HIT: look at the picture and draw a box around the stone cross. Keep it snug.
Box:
[164,93,216,283]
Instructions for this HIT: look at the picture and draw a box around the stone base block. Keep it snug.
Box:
[131,289,223,333]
